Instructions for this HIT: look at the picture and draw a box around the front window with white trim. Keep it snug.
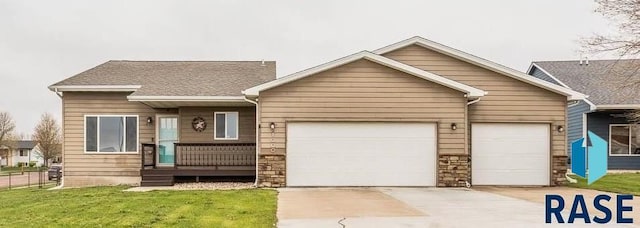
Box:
[214,112,238,140]
[85,115,138,153]
[610,124,640,155]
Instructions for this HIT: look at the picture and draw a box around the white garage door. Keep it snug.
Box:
[286,122,437,186]
[472,123,550,185]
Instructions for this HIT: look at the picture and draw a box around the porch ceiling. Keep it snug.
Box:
[138,100,254,108]
[128,95,255,108]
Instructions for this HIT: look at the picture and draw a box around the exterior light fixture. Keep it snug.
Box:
[451,123,457,130]
[146,117,153,126]
[270,122,276,132]
[557,125,564,133]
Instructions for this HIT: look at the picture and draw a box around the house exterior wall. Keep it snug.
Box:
[529,66,561,86]
[61,92,255,187]
[10,148,45,166]
[11,149,29,166]
[257,59,468,187]
[566,101,591,161]
[382,45,568,185]
[586,111,640,169]
[178,107,256,144]
[62,92,174,187]
[31,148,46,166]
[529,64,590,164]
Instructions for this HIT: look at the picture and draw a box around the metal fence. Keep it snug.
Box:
[1,168,61,190]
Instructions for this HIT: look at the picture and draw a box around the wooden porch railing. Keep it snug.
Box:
[174,143,256,167]
[141,143,157,169]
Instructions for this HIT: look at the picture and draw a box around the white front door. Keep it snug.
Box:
[471,123,551,185]
[157,116,178,166]
[286,122,437,187]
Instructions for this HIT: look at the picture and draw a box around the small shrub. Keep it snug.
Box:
[28,161,36,167]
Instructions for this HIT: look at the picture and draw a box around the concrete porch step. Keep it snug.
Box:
[140,179,174,187]
[142,174,174,181]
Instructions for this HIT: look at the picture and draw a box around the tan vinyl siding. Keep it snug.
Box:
[383,45,567,156]
[259,59,468,156]
[62,92,173,186]
[179,107,256,143]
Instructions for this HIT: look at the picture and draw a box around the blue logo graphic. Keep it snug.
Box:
[571,131,608,185]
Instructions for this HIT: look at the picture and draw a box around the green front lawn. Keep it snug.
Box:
[0,186,277,227]
[569,173,640,195]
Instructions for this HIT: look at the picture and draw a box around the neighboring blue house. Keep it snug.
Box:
[528,59,640,170]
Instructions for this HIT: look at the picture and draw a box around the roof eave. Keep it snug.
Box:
[127,95,247,102]
[569,93,588,101]
[48,85,142,92]
[595,104,640,110]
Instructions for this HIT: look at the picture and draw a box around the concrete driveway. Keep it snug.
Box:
[478,186,640,225]
[277,187,636,227]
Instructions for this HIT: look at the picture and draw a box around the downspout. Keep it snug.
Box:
[54,88,63,98]
[51,88,64,190]
[244,96,260,187]
[466,97,481,105]
[465,97,481,188]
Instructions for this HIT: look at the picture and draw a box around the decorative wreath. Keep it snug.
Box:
[192,117,207,132]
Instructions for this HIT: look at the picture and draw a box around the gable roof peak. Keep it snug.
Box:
[244,50,486,98]
[374,36,586,101]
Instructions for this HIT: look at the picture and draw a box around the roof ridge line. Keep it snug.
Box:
[108,60,276,62]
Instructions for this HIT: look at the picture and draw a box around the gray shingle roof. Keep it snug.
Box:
[0,141,37,149]
[533,59,640,105]
[17,140,37,149]
[50,61,276,96]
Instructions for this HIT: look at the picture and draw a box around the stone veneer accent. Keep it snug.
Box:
[552,155,568,186]
[258,153,565,187]
[258,154,286,187]
[438,154,470,187]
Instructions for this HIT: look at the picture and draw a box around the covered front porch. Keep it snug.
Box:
[134,97,258,186]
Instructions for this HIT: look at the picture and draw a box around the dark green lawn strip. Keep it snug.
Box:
[568,173,640,196]
[0,186,277,228]
[0,167,43,175]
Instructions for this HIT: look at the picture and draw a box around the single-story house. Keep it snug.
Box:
[528,59,640,170]
[50,36,585,187]
[0,140,45,167]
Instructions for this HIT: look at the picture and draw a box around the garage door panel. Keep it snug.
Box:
[472,155,548,170]
[287,122,436,187]
[288,123,430,138]
[472,123,550,186]
[474,170,549,186]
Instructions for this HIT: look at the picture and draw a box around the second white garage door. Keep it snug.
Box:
[472,123,550,186]
[286,122,437,187]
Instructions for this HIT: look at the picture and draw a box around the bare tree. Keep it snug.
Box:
[32,113,61,167]
[584,0,640,122]
[0,112,16,144]
[0,112,17,159]
[584,0,640,57]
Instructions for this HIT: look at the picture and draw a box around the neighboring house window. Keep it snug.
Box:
[214,112,238,140]
[85,115,138,153]
[610,124,640,156]
[19,149,27,157]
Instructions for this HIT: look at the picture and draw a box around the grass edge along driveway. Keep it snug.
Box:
[0,186,277,228]
[569,173,640,196]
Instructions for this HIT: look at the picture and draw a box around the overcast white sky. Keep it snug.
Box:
[0,0,613,135]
